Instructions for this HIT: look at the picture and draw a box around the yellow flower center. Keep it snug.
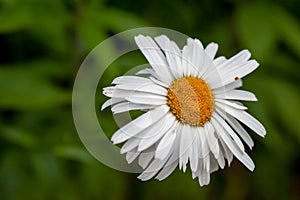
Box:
[167,76,214,126]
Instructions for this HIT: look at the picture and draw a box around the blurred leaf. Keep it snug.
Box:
[0,61,70,110]
[1,126,37,148]
[267,78,300,142]
[53,146,94,163]
[236,3,278,60]
[236,2,300,61]
[101,8,150,32]
[275,6,300,58]
[0,3,32,33]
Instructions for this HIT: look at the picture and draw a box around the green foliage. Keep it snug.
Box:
[1,0,299,199]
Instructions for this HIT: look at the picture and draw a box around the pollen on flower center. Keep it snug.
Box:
[167,76,214,127]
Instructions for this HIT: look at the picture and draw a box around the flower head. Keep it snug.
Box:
[102,34,266,186]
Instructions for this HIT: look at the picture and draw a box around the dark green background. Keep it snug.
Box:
[1,0,300,199]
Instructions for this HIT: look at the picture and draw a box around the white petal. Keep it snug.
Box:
[225,114,254,149]
[213,56,226,66]
[149,77,169,88]
[112,102,155,114]
[203,152,210,173]
[216,148,225,169]
[136,68,156,77]
[126,148,140,163]
[211,118,255,171]
[101,98,124,110]
[135,35,173,85]
[138,156,169,181]
[192,159,203,179]
[112,75,152,85]
[125,92,167,105]
[206,59,257,90]
[182,38,205,77]
[154,35,169,49]
[220,60,259,87]
[209,153,219,173]
[213,112,245,152]
[181,40,192,76]
[138,113,176,151]
[198,171,210,186]
[155,133,180,180]
[198,126,210,159]
[155,125,178,160]
[155,35,183,79]
[190,39,206,77]
[218,50,251,70]
[205,42,218,59]
[179,125,193,172]
[105,87,166,105]
[190,128,199,172]
[139,149,155,169]
[111,105,169,144]
[216,99,248,110]
[212,79,243,94]
[215,89,257,101]
[179,124,197,172]
[116,82,167,96]
[155,161,178,181]
[121,138,140,154]
[217,105,266,137]
[205,122,219,158]
[219,139,233,166]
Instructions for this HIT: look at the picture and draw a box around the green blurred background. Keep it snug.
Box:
[1,0,300,199]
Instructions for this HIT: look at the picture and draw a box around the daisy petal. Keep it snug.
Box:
[155,160,178,181]
[225,114,254,149]
[205,122,219,158]
[101,98,124,110]
[139,148,155,169]
[215,89,257,101]
[213,112,245,152]
[138,156,170,181]
[218,105,266,137]
[136,68,156,77]
[155,126,177,160]
[211,118,255,171]
[121,138,140,154]
[125,148,140,163]
[198,171,210,186]
[155,35,183,79]
[212,79,243,94]
[138,113,176,151]
[116,82,167,96]
[221,60,259,86]
[219,139,233,166]
[112,102,155,114]
[155,133,180,180]
[216,148,225,169]
[190,128,199,172]
[179,125,194,172]
[111,105,169,144]
[217,50,251,71]
[198,127,210,159]
[209,153,219,173]
[135,35,173,85]
[125,92,167,105]
[213,56,226,66]
[112,75,152,85]
[205,42,218,59]
[216,99,248,110]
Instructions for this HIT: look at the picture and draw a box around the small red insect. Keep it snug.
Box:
[234,77,239,81]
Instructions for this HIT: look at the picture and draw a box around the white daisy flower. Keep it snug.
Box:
[101,34,266,186]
